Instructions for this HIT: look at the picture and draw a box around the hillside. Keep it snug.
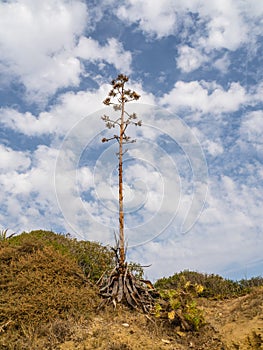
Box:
[0,230,262,350]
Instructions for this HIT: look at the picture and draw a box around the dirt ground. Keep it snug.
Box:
[199,287,263,350]
[58,287,262,350]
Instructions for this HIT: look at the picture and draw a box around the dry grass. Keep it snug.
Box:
[0,237,100,349]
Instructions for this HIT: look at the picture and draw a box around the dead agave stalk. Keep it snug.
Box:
[98,249,157,312]
[99,74,157,311]
[0,229,16,241]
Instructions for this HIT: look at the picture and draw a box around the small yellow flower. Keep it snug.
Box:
[185,281,191,289]
[195,284,204,294]
[168,310,175,320]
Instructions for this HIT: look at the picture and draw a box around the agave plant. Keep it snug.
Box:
[0,229,16,241]
[98,74,157,312]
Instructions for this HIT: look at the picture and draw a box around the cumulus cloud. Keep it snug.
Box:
[0,84,111,136]
[0,0,87,101]
[116,0,250,47]
[0,109,55,136]
[116,0,262,74]
[176,45,208,73]
[0,79,156,138]
[75,37,132,74]
[199,2,247,51]
[0,0,133,103]
[239,110,263,157]
[0,144,31,172]
[117,0,177,39]
[213,53,231,73]
[240,110,263,144]
[0,145,62,232]
[128,170,263,280]
[160,80,247,114]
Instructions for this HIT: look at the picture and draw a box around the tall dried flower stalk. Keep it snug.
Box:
[101,74,141,270]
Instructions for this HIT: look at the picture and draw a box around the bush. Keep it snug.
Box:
[0,230,148,349]
[8,230,115,282]
[154,281,205,331]
[239,276,263,288]
[0,237,102,349]
[155,270,250,299]
[0,244,99,324]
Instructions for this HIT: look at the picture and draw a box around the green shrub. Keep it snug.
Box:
[127,262,144,279]
[154,281,205,331]
[155,270,250,299]
[239,276,263,288]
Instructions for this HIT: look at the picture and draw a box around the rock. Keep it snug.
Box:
[122,323,129,327]
[161,338,171,344]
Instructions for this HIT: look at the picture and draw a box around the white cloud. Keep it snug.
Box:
[0,1,135,102]
[160,80,247,114]
[176,45,208,73]
[2,145,58,200]
[240,110,263,144]
[0,144,31,172]
[1,171,32,196]
[77,166,94,192]
[200,3,247,51]
[117,0,250,48]
[75,37,132,74]
[239,110,263,156]
[129,170,263,280]
[117,0,177,39]
[213,53,231,73]
[0,84,110,136]
[0,79,156,138]
[0,0,87,102]
[200,176,262,233]
[204,139,224,157]
[125,162,164,213]
[116,0,262,74]
[0,109,55,136]
[0,144,63,232]
[191,127,224,157]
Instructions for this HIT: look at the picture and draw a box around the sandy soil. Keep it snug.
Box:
[57,287,262,350]
[200,287,263,350]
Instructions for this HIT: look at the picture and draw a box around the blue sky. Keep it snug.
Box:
[0,0,262,281]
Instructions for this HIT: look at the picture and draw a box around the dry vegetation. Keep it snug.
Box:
[0,230,262,350]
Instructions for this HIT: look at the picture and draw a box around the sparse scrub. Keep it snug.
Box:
[155,270,251,299]
[0,230,148,349]
[1,231,261,349]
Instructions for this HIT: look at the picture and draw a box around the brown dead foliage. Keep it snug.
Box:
[0,240,100,349]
